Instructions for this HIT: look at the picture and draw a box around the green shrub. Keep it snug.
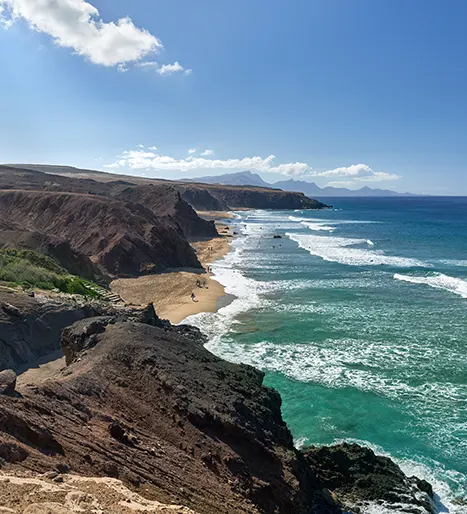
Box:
[0,248,102,298]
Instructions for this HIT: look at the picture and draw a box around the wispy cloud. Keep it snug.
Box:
[0,0,166,68]
[135,60,158,70]
[103,147,400,181]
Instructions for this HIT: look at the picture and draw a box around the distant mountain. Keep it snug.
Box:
[274,179,417,197]
[188,171,417,197]
[188,171,271,188]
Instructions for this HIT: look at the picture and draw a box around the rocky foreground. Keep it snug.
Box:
[0,296,436,514]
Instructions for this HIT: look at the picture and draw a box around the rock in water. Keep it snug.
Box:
[303,443,436,513]
[0,370,17,395]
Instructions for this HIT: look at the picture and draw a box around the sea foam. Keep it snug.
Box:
[394,273,467,298]
[286,232,426,268]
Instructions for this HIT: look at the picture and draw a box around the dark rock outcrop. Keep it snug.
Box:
[304,443,435,514]
[0,190,201,276]
[0,292,100,372]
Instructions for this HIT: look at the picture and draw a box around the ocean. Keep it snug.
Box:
[184,197,467,513]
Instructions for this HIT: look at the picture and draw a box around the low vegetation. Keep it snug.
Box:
[0,248,102,297]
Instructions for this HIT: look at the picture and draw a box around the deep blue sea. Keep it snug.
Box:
[185,197,467,513]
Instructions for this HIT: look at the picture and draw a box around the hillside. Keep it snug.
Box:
[117,184,218,239]
[0,190,201,277]
[0,222,102,282]
[4,164,329,210]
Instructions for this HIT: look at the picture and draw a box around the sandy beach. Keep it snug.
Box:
[111,221,234,324]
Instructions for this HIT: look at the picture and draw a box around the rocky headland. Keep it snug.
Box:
[0,295,435,514]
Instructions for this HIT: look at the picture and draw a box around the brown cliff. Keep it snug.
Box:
[0,190,201,277]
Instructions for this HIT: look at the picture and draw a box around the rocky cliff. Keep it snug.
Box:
[0,166,219,241]
[117,184,219,239]
[0,190,201,276]
[177,185,229,211]
[191,184,328,210]
[0,306,435,514]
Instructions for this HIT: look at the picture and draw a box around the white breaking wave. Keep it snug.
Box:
[286,232,426,268]
[366,239,375,246]
[300,220,336,232]
[394,273,467,299]
[438,259,467,267]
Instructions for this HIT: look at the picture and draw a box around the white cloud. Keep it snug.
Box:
[315,163,399,181]
[149,146,158,151]
[136,60,158,70]
[103,148,401,182]
[104,148,312,177]
[0,5,13,27]
[0,0,162,67]
[157,61,191,76]
[117,63,128,73]
[137,144,144,148]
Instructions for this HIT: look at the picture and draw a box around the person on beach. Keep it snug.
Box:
[191,292,197,302]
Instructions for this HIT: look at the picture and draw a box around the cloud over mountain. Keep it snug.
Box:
[104,147,399,182]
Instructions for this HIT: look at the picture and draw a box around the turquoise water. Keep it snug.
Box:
[185,198,467,513]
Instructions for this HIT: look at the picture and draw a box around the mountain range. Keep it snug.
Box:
[190,171,417,197]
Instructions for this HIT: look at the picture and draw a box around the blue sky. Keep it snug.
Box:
[0,0,466,194]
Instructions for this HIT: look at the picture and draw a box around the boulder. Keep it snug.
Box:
[0,370,16,395]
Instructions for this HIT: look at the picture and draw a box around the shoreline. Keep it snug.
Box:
[111,219,235,324]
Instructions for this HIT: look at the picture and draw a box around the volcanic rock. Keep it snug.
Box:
[0,370,16,395]
[303,443,435,513]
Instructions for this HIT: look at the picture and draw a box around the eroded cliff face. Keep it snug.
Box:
[0,190,202,276]
[195,185,329,210]
[0,307,435,514]
[117,185,219,240]
[177,186,229,212]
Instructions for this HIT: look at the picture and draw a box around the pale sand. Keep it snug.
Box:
[0,472,196,513]
[196,210,234,220]
[111,224,233,325]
